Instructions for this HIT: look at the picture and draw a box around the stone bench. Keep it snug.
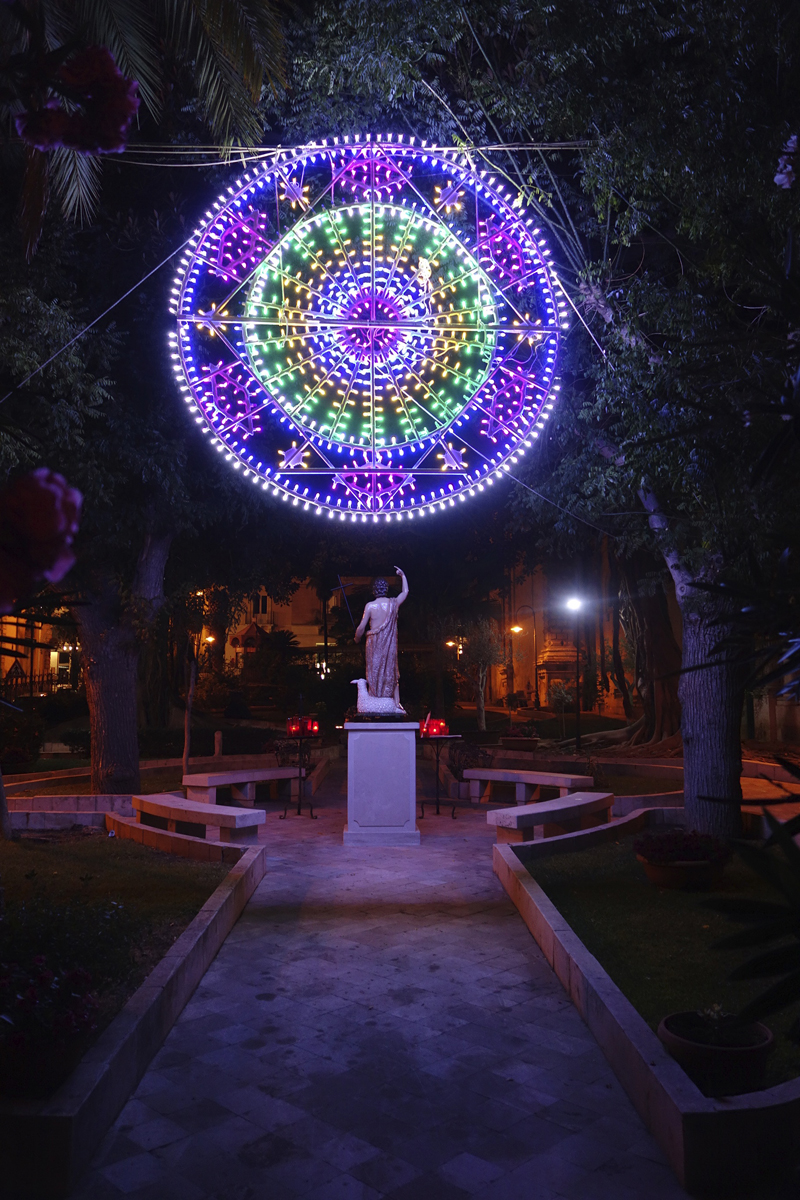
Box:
[462,768,593,806]
[133,793,265,844]
[182,767,304,807]
[486,791,614,842]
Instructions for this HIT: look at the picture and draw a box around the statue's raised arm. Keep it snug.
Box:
[394,565,409,607]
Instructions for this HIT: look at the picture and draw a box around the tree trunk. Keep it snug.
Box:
[618,553,682,745]
[679,595,745,838]
[611,597,634,719]
[183,649,197,778]
[0,765,12,840]
[433,643,446,717]
[607,554,634,719]
[639,487,744,839]
[205,587,231,670]
[74,533,172,795]
[138,607,171,729]
[77,580,142,794]
[475,666,487,731]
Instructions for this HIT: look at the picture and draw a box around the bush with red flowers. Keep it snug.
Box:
[0,468,82,614]
[0,956,99,1097]
[15,46,139,155]
[0,895,139,1099]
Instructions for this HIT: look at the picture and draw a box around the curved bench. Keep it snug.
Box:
[183,767,304,806]
[134,793,265,844]
[463,768,593,806]
[487,791,614,842]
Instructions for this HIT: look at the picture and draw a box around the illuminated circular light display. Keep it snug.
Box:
[168,137,567,520]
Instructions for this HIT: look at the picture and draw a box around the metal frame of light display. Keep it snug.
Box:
[168,136,567,521]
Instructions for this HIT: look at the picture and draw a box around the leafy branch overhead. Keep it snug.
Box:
[0,0,285,256]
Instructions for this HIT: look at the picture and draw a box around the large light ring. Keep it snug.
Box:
[168,138,567,520]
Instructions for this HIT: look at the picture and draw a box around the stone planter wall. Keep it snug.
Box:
[494,826,800,1197]
[0,845,266,1199]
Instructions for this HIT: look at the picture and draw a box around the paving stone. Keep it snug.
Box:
[69,762,689,1199]
[312,1174,383,1200]
[349,1151,421,1192]
[438,1151,506,1193]
[99,1153,166,1194]
[126,1116,188,1151]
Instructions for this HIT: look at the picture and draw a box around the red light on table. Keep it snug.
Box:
[421,719,449,737]
[286,716,319,737]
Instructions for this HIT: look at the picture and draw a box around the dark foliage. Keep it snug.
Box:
[0,706,43,768]
[0,894,139,1098]
[634,830,731,867]
[707,761,800,1035]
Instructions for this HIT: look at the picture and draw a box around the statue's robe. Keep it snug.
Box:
[366,598,399,700]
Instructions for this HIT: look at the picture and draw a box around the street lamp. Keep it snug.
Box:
[510,605,541,709]
[566,597,582,750]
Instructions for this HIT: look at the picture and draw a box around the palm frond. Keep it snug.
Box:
[18,146,50,262]
[50,146,102,224]
[71,0,163,117]
[161,0,284,143]
[208,0,284,96]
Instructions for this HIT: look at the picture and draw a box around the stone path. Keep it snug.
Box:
[72,763,690,1200]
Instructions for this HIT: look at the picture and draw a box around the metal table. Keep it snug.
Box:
[420,734,462,818]
[278,735,319,819]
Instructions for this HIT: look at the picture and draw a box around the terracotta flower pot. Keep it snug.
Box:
[636,854,725,891]
[658,1012,773,1097]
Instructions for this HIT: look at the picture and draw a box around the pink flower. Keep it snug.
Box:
[0,469,82,614]
[15,46,139,155]
[775,135,798,189]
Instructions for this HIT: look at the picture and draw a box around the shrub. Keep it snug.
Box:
[449,742,493,781]
[61,728,90,756]
[0,707,44,768]
[0,896,141,1099]
[36,690,88,727]
[634,830,731,866]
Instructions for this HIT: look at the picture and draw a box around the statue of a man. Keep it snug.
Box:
[354,566,408,711]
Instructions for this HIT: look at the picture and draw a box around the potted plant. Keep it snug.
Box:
[634,829,731,890]
[657,1004,773,1096]
[659,791,800,1097]
[501,718,539,753]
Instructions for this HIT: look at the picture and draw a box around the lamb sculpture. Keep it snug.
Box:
[351,678,406,715]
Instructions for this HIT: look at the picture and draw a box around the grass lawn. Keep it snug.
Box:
[531,713,629,740]
[6,766,187,797]
[518,837,800,1088]
[592,773,682,797]
[0,830,230,1100]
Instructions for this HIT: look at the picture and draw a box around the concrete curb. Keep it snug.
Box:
[105,811,245,864]
[7,795,134,813]
[612,790,684,815]
[0,844,266,1199]
[493,829,800,1197]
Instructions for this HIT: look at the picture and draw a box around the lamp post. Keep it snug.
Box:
[566,597,582,751]
[511,604,540,709]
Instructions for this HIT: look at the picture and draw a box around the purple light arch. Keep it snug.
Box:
[167,136,568,521]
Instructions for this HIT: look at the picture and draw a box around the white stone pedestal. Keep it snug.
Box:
[343,722,420,846]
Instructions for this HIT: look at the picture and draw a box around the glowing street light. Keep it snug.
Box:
[566,597,582,612]
[509,624,523,633]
